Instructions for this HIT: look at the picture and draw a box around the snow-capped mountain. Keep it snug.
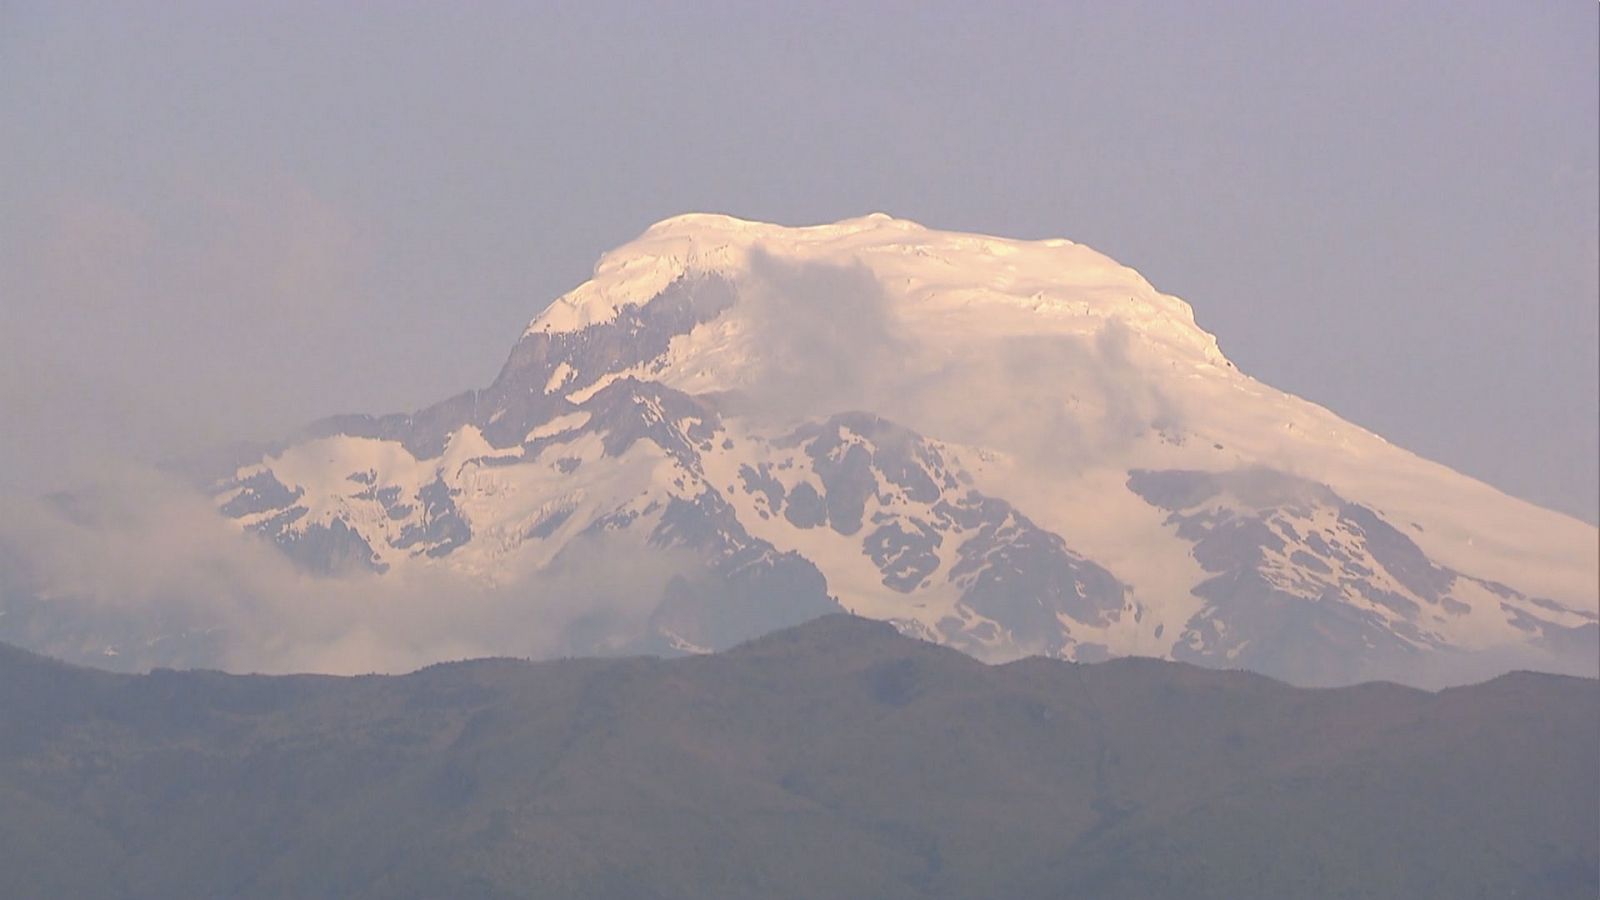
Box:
[198,214,1596,684]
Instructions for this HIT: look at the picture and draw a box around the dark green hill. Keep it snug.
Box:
[0,615,1594,899]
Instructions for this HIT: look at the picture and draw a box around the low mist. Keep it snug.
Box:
[0,464,697,675]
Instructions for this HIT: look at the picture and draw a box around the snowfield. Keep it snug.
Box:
[162,213,1600,683]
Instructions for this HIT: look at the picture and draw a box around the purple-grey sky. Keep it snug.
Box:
[2,1,1596,522]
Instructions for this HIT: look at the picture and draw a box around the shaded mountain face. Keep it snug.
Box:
[3,214,1595,685]
[1124,467,1597,685]
[0,616,1595,900]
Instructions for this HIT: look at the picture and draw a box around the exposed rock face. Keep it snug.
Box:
[303,274,738,459]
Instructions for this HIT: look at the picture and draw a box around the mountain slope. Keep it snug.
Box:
[6,214,1595,685]
[0,617,1595,900]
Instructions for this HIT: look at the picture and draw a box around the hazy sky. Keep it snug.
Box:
[3,2,1596,522]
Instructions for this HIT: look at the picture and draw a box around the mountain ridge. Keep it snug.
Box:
[0,615,1595,899]
[4,214,1594,686]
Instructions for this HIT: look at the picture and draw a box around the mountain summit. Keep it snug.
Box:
[30,215,1600,685]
